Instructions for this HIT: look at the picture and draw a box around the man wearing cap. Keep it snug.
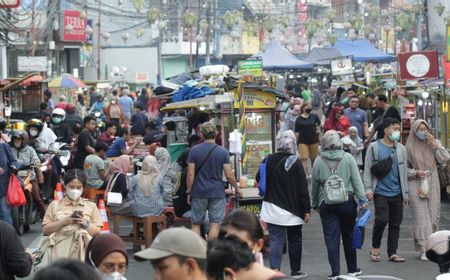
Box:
[135,227,207,280]
[187,122,241,239]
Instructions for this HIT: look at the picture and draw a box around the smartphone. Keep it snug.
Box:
[71,210,83,218]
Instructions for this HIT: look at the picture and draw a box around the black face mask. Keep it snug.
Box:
[305,108,312,113]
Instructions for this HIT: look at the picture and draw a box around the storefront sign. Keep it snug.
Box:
[233,90,276,109]
[0,0,20,8]
[238,59,263,77]
[398,51,439,80]
[62,10,86,42]
[443,55,450,88]
[135,72,150,83]
[331,57,353,76]
[447,25,450,62]
[18,56,48,72]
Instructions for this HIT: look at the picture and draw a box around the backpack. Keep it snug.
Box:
[257,157,268,197]
[312,89,321,108]
[320,157,348,205]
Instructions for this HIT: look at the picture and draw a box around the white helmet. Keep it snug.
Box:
[52,108,66,121]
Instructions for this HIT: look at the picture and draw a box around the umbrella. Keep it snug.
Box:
[48,75,87,88]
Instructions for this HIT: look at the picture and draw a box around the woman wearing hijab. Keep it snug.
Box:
[256,130,310,278]
[155,147,177,207]
[348,126,364,169]
[324,105,350,136]
[128,155,164,217]
[406,119,450,260]
[311,130,367,279]
[85,233,128,280]
[105,155,132,215]
[280,97,303,134]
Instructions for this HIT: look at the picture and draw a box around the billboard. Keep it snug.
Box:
[331,57,353,76]
[398,51,439,80]
[62,10,86,42]
[18,56,48,72]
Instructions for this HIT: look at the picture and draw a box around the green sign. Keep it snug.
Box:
[238,59,263,77]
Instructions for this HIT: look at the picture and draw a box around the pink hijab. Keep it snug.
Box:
[111,155,131,174]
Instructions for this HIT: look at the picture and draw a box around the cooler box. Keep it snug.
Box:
[168,143,188,162]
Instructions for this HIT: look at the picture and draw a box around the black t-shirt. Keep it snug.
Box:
[294,113,321,145]
[130,112,148,136]
[110,172,128,198]
[376,106,401,140]
[74,130,95,169]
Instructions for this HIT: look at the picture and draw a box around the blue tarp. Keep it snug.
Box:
[333,39,397,63]
[257,40,314,70]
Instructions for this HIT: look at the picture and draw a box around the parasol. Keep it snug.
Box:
[48,74,87,88]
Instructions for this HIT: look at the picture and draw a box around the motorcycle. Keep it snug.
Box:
[92,111,105,138]
[11,166,39,235]
[38,142,66,202]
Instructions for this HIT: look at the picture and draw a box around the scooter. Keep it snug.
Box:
[92,111,105,138]
[11,166,39,235]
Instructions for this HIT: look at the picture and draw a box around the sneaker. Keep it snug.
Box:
[291,271,308,279]
[348,268,362,277]
[420,253,428,261]
[327,275,339,280]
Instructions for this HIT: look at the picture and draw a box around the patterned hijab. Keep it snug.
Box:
[137,155,159,196]
[322,130,343,150]
[155,147,171,176]
[277,130,297,155]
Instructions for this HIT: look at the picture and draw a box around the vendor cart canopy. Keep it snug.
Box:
[303,47,343,65]
[333,39,397,63]
[256,40,314,71]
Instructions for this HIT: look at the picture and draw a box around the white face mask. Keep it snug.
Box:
[29,128,39,137]
[99,271,125,280]
[66,188,83,201]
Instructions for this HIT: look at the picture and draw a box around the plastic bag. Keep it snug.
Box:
[6,175,26,207]
[419,177,430,199]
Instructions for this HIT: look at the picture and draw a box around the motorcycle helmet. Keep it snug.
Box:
[52,108,66,124]
[11,130,28,149]
[27,118,43,138]
[426,230,450,273]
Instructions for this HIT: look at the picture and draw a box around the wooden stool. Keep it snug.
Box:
[133,215,167,249]
[83,188,105,202]
[112,215,135,242]
[164,207,191,228]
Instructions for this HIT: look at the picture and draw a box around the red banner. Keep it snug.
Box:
[398,51,439,81]
[443,55,450,88]
[63,10,86,42]
[0,0,20,8]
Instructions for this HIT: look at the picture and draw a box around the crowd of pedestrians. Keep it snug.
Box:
[0,83,450,280]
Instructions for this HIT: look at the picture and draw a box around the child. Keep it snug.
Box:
[348,126,364,169]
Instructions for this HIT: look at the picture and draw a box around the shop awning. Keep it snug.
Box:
[162,92,233,110]
[303,47,343,65]
[333,39,397,62]
[256,40,314,71]
[0,73,40,92]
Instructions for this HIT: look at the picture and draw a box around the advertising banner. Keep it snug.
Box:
[18,56,47,72]
[398,51,439,80]
[0,0,20,8]
[443,55,450,88]
[62,10,86,42]
[238,59,263,77]
[331,57,354,76]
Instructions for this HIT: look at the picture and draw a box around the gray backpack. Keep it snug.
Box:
[321,157,348,205]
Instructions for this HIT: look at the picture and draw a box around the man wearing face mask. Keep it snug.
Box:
[364,118,409,263]
[26,118,56,153]
[51,108,71,144]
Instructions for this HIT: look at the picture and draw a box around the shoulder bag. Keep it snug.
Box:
[370,143,395,180]
[105,173,123,206]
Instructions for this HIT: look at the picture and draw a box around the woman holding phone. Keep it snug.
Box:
[42,169,102,264]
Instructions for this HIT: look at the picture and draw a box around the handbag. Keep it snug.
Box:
[105,173,123,206]
[6,175,26,206]
[370,144,394,180]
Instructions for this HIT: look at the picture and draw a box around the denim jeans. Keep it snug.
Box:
[0,196,12,224]
[268,223,303,273]
[320,199,358,276]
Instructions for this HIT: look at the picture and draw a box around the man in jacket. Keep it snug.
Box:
[0,221,33,280]
[364,117,409,263]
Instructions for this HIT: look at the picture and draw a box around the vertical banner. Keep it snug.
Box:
[443,55,450,88]
[62,10,87,42]
[237,81,247,176]
[447,25,450,62]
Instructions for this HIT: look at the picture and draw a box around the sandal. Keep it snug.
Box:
[370,249,380,262]
[389,254,405,262]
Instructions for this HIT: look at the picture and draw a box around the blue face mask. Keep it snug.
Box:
[389,131,401,142]
[415,131,427,141]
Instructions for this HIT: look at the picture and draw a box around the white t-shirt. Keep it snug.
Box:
[228,130,242,154]
[38,125,57,150]
[260,201,304,226]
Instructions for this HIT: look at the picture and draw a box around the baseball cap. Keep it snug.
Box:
[200,121,217,136]
[134,227,207,260]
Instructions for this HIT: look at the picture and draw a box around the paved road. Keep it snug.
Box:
[20,200,448,280]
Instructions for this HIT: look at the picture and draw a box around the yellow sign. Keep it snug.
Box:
[447,25,450,62]
[233,90,276,109]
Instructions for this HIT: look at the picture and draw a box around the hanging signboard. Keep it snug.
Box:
[0,0,20,8]
[398,51,439,80]
[330,56,353,76]
[62,10,87,42]
[135,72,150,83]
[238,59,263,77]
[18,56,48,72]
[233,90,276,109]
[443,55,450,88]
[447,24,450,62]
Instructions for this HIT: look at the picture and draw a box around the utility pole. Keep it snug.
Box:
[97,0,102,80]
[204,0,212,65]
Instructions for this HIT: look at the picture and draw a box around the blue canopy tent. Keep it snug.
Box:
[256,40,314,71]
[303,47,343,65]
[333,39,397,62]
